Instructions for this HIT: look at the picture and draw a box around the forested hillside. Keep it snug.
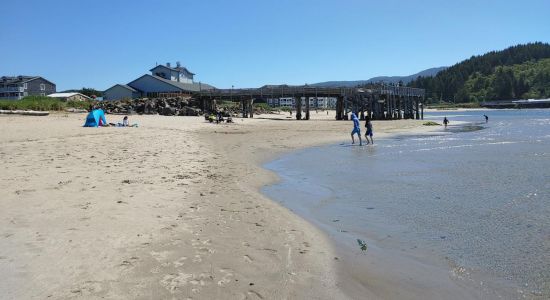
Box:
[409,42,550,102]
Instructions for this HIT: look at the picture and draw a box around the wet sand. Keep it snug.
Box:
[1,111,466,299]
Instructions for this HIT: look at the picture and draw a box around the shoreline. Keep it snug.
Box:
[260,121,524,299]
[0,111,476,299]
[198,114,478,299]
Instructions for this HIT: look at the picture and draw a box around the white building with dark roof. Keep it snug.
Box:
[104,62,214,101]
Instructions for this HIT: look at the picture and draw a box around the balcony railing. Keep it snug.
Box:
[0,86,24,92]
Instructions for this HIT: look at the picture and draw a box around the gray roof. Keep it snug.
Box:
[104,84,140,93]
[151,75,214,91]
[129,74,215,92]
[118,84,138,92]
[149,65,196,76]
[1,76,43,84]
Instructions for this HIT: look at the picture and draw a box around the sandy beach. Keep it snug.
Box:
[1,111,466,299]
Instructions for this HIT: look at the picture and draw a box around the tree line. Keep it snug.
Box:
[408,42,550,102]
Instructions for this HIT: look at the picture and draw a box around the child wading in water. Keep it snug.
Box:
[364,116,374,145]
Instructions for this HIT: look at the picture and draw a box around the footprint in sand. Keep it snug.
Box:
[160,273,193,293]
[150,250,172,262]
[160,273,212,293]
[173,257,187,268]
[191,253,202,262]
[68,281,103,297]
[217,269,234,286]
[247,290,265,299]
[197,247,214,254]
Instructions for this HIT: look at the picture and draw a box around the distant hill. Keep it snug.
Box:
[409,42,550,102]
[311,67,447,87]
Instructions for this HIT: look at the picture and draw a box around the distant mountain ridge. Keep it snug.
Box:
[311,67,447,87]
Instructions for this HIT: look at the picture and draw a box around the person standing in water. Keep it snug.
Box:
[484,114,489,123]
[364,115,374,145]
[350,112,362,146]
[443,117,449,128]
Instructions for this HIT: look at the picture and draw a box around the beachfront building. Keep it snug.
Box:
[104,62,214,101]
[267,97,337,109]
[47,92,91,102]
[0,76,56,100]
[150,62,194,84]
[103,84,141,101]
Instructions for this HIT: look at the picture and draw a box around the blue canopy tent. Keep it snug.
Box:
[83,109,107,127]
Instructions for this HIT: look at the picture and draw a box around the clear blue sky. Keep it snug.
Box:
[1,0,549,91]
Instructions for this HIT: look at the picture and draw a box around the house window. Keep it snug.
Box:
[40,84,45,91]
[23,83,28,89]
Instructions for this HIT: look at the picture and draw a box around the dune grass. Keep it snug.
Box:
[426,102,481,109]
[0,96,93,111]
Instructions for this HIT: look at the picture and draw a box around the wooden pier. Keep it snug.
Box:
[196,84,425,120]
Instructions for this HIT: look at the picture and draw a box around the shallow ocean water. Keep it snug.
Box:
[263,109,550,296]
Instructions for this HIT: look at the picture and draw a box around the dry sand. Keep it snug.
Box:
[1,111,470,299]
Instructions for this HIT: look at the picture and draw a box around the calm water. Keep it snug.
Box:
[263,109,550,297]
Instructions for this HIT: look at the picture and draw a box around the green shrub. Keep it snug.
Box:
[66,99,95,110]
[218,100,240,110]
[0,96,96,111]
[279,106,292,112]
[0,96,65,111]
[254,103,275,112]
[423,121,440,126]
[426,102,481,109]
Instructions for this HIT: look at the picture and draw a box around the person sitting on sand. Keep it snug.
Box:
[117,115,138,127]
[216,112,224,124]
[350,112,362,146]
[364,116,374,145]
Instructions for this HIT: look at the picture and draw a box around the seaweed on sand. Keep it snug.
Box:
[357,239,367,251]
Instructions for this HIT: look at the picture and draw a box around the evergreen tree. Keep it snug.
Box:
[409,42,550,101]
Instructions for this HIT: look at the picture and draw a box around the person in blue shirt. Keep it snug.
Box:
[350,112,362,146]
